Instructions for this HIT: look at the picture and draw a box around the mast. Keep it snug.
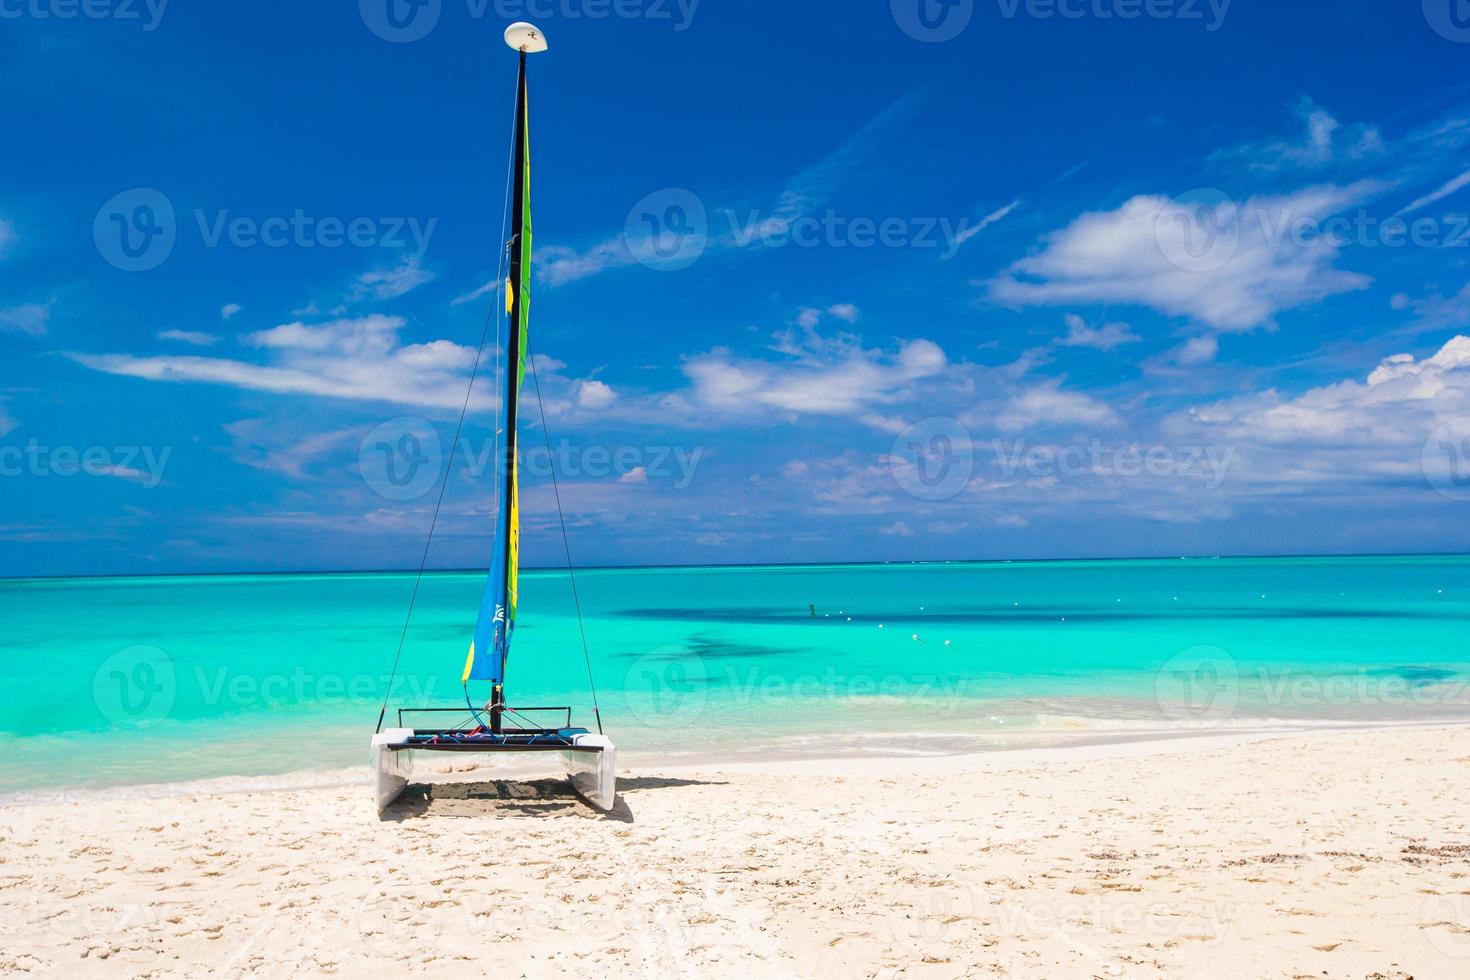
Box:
[464,23,546,733]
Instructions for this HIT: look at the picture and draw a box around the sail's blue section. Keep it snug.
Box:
[465,496,512,683]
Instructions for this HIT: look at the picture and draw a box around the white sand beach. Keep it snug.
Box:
[4,725,1470,978]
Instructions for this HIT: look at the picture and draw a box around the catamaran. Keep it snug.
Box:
[371,22,616,814]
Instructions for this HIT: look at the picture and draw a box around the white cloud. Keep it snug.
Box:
[878,521,915,537]
[1165,336,1470,496]
[1058,313,1139,351]
[69,315,489,411]
[994,382,1121,432]
[0,300,52,336]
[352,255,434,302]
[576,379,616,410]
[221,303,243,320]
[989,185,1375,331]
[682,329,947,419]
[158,330,219,347]
[826,303,861,323]
[1175,334,1219,366]
[619,466,648,485]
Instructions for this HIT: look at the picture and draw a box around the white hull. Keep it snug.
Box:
[370,731,617,814]
[564,734,617,811]
[372,729,415,812]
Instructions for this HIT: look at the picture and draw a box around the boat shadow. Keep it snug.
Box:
[378,775,724,824]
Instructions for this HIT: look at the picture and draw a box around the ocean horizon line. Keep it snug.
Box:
[2,549,1469,585]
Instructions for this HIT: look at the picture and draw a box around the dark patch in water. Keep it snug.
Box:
[1365,666,1460,684]
[618,632,805,664]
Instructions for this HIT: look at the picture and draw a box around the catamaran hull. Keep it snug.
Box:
[372,729,415,812]
[563,734,617,811]
[370,731,617,814]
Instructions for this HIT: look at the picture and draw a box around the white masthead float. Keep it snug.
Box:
[371,22,617,814]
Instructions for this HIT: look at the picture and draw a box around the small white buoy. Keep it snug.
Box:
[878,624,884,629]
[911,633,919,641]
[944,640,952,647]
[846,617,852,622]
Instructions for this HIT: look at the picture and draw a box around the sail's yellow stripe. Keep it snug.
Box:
[461,641,476,684]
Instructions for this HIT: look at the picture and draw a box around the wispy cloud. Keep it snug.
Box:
[352,255,435,302]
[158,329,219,346]
[0,217,16,256]
[1396,168,1470,215]
[539,93,926,286]
[221,303,242,320]
[0,300,52,336]
[1211,96,1384,173]
[0,400,16,438]
[951,199,1021,250]
[451,278,501,306]
[1058,313,1140,351]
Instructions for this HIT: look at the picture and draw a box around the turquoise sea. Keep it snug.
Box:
[2,555,1468,797]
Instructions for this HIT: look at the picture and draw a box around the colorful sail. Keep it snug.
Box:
[464,51,533,690]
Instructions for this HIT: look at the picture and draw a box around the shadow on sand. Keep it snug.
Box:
[378,775,725,824]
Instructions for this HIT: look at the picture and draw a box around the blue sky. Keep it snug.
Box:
[4,1,1470,576]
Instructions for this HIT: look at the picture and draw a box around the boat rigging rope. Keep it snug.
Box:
[376,83,518,735]
[527,345,605,735]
